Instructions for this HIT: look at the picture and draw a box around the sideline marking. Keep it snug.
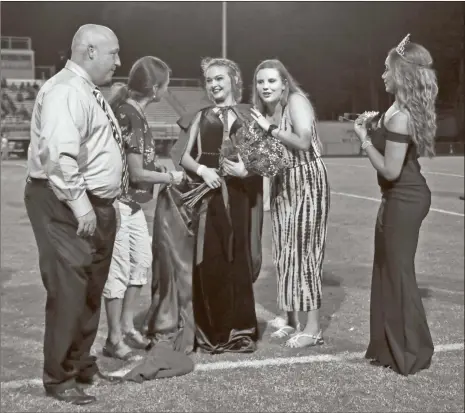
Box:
[2,343,462,390]
[332,191,464,217]
[324,161,464,178]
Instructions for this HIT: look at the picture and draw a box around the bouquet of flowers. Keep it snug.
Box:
[181,120,289,208]
[181,137,242,208]
[235,119,290,178]
[355,111,380,133]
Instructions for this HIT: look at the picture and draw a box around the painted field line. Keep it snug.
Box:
[194,342,464,372]
[426,286,464,296]
[324,161,464,178]
[2,343,463,390]
[423,171,464,178]
[332,191,464,217]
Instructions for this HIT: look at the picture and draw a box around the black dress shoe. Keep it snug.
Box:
[46,386,96,405]
[77,371,124,386]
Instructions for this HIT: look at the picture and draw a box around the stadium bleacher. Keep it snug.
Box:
[169,86,210,113]
[99,85,209,126]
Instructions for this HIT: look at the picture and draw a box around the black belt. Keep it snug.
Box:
[27,177,116,207]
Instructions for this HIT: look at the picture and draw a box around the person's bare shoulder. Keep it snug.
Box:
[385,110,409,135]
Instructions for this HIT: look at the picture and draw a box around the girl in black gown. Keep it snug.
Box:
[146,58,262,354]
[354,35,437,375]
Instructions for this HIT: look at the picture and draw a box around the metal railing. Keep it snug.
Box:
[1,36,32,50]
[111,77,201,87]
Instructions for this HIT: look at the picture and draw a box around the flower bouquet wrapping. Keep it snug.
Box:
[235,119,290,178]
[181,120,289,208]
[356,111,380,134]
[180,138,239,209]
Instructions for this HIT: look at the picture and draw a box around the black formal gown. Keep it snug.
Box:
[365,113,434,375]
[193,107,259,354]
[145,106,261,355]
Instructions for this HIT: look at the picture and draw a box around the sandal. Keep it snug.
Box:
[285,331,324,348]
[270,323,301,339]
[102,340,133,360]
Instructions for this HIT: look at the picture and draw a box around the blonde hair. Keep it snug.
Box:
[200,57,243,103]
[388,42,438,158]
[252,59,322,152]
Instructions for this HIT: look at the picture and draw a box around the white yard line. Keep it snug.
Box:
[331,191,464,217]
[1,303,463,390]
[324,161,464,178]
[422,171,464,178]
[2,343,463,390]
[194,342,464,372]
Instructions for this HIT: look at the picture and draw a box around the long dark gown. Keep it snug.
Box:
[365,113,434,375]
[192,108,258,353]
[144,106,261,355]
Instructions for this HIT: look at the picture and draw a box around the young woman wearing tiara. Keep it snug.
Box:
[353,35,437,375]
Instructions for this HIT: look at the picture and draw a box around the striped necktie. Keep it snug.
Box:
[92,87,129,196]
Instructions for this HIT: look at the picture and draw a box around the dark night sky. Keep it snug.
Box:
[1,1,463,118]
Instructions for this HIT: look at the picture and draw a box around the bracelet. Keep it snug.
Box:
[268,124,278,136]
[196,164,206,177]
[361,139,373,150]
[167,172,174,187]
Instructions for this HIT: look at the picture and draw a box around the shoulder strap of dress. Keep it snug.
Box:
[280,104,291,130]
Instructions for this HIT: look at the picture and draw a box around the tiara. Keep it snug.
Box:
[394,34,432,68]
[201,57,241,76]
[396,34,410,57]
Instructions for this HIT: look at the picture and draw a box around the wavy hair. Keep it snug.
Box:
[108,56,171,111]
[388,42,438,158]
[251,59,322,153]
[201,57,243,103]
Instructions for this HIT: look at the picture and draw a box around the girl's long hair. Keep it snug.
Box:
[388,42,438,158]
[108,56,171,111]
[251,59,322,152]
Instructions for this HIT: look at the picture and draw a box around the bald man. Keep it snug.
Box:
[25,24,123,405]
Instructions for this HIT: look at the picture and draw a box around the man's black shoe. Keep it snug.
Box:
[45,386,96,405]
